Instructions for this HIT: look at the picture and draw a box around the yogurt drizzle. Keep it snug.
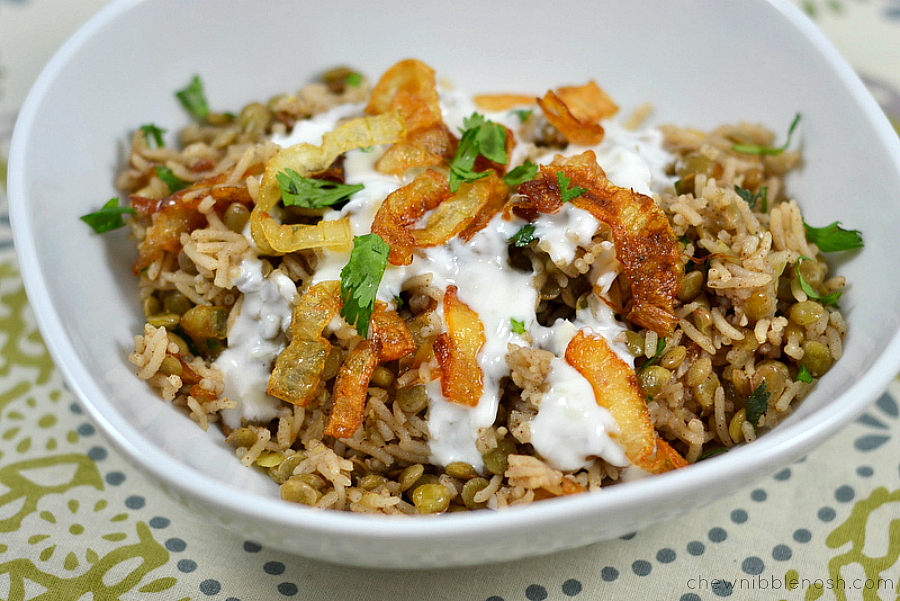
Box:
[217,88,674,472]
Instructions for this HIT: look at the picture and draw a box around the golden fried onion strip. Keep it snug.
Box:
[371,303,416,361]
[409,172,509,248]
[366,59,442,134]
[251,112,406,255]
[267,281,342,407]
[371,169,452,265]
[538,89,605,146]
[433,285,486,407]
[323,339,381,440]
[565,330,687,474]
[517,151,680,335]
[556,81,618,124]
[472,94,537,112]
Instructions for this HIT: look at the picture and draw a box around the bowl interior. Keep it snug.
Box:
[10,0,900,567]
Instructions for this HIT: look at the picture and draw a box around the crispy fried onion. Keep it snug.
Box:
[267,281,343,407]
[473,94,537,112]
[513,151,681,335]
[433,285,485,407]
[250,111,406,255]
[555,81,618,124]
[323,303,415,438]
[365,59,452,175]
[268,281,414,436]
[565,330,688,474]
[538,89,605,146]
[371,169,508,265]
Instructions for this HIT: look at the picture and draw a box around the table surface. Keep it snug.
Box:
[1,2,899,600]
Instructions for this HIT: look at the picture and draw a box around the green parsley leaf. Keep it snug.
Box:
[796,256,842,307]
[394,295,404,310]
[139,124,167,148]
[803,220,863,252]
[797,364,813,383]
[638,337,667,372]
[175,75,210,122]
[511,108,533,122]
[276,168,363,209]
[154,165,189,193]
[732,113,801,155]
[558,171,587,202]
[447,113,508,191]
[503,161,538,187]
[80,197,136,234]
[745,381,770,428]
[735,185,768,212]
[699,447,729,460]
[340,234,390,337]
[344,71,363,87]
[510,318,526,335]
[509,223,536,248]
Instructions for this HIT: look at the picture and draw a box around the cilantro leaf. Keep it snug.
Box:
[509,223,536,248]
[638,337,667,372]
[732,113,801,155]
[276,168,363,209]
[139,124,167,148]
[175,75,210,122]
[797,364,813,383]
[80,197,136,234]
[154,165,189,193]
[558,171,586,202]
[745,381,770,428]
[340,234,390,337]
[510,108,533,123]
[510,318,526,335]
[803,220,863,252]
[699,447,729,460]
[735,185,768,212]
[344,71,363,87]
[503,162,538,187]
[797,256,841,307]
[447,113,508,191]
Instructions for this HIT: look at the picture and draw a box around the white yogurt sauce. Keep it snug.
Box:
[234,87,674,472]
[215,257,297,430]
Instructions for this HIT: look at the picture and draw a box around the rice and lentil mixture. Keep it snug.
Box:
[112,60,854,514]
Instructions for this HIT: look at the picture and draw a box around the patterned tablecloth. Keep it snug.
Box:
[1,2,899,600]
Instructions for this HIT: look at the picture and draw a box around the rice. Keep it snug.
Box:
[117,62,850,514]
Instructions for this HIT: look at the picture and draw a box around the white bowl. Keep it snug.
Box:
[10,0,900,568]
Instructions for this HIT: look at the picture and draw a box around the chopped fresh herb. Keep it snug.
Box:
[276,168,364,209]
[510,108,533,123]
[699,447,729,460]
[509,223,536,247]
[139,124,166,148]
[797,364,813,383]
[80,197,136,234]
[394,295,404,310]
[732,113,801,155]
[175,75,210,122]
[344,71,363,87]
[745,381,770,428]
[340,234,390,337]
[638,337,667,372]
[735,185,768,212]
[510,318,526,335]
[503,161,538,187]
[797,256,842,307]
[447,113,508,191]
[360,146,375,153]
[803,220,863,252]
[558,171,586,202]
[153,165,189,193]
